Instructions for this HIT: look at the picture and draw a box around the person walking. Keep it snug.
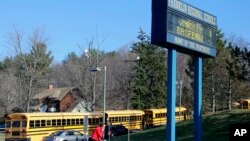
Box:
[89,124,105,141]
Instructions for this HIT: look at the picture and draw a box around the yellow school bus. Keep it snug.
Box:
[105,110,145,130]
[143,107,187,128]
[239,99,250,109]
[5,112,102,141]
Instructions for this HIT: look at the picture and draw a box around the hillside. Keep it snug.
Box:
[110,110,250,141]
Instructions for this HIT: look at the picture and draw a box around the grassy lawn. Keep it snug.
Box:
[0,133,4,141]
[110,110,250,141]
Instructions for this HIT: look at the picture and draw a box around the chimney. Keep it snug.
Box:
[48,85,53,90]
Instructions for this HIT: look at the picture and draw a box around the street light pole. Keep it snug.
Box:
[178,80,182,122]
[103,65,106,127]
[90,65,107,141]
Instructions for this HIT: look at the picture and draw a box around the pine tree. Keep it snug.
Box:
[16,42,53,112]
[131,29,166,109]
[185,30,228,112]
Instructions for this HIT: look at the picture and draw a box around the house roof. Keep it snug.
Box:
[32,87,78,100]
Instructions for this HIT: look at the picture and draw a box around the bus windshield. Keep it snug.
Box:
[12,121,20,127]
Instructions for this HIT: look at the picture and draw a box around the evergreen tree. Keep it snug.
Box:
[225,42,250,109]
[185,30,229,112]
[203,30,228,112]
[131,29,166,109]
[16,42,53,112]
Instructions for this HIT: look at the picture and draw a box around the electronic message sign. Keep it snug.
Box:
[152,0,217,57]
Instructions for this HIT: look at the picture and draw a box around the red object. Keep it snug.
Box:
[91,125,103,141]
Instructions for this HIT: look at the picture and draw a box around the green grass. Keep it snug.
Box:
[0,133,4,141]
[110,110,250,141]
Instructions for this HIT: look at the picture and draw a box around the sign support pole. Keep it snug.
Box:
[167,48,177,141]
[194,56,203,141]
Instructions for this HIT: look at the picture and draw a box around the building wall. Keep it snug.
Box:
[60,93,75,112]
[70,102,87,112]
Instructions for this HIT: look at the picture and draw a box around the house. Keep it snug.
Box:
[66,101,89,112]
[30,85,85,112]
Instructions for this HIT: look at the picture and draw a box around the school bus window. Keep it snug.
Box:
[21,121,27,127]
[115,117,118,122]
[76,119,79,125]
[67,119,70,125]
[80,119,83,124]
[62,119,66,125]
[150,114,153,118]
[6,121,10,128]
[71,119,75,125]
[35,120,40,127]
[41,120,45,127]
[88,119,92,125]
[12,121,20,127]
[30,120,34,127]
[57,119,61,126]
[47,120,51,126]
[132,116,135,120]
[52,120,56,126]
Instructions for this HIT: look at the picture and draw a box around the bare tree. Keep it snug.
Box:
[6,27,53,112]
[0,69,19,115]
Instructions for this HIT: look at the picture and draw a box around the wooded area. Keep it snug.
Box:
[1,28,250,117]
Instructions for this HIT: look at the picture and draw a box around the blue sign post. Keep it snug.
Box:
[167,48,177,141]
[194,57,203,141]
[151,0,217,141]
